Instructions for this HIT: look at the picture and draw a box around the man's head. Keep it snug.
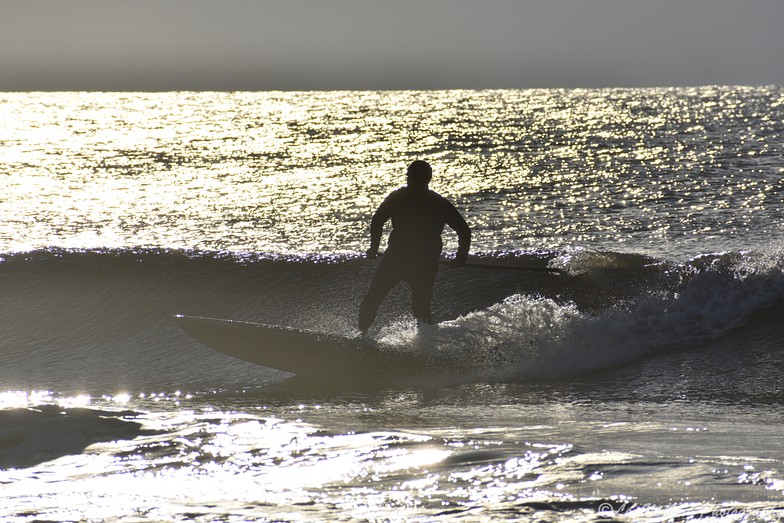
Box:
[406,160,432,189]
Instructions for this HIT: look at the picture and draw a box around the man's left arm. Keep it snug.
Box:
[445,203,471,266]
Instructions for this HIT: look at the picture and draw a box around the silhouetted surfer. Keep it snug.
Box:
[358,160,471,334]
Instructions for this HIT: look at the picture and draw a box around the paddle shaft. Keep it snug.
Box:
[373,251,563,274]
[373,250,565,274]
[439,259,565,274]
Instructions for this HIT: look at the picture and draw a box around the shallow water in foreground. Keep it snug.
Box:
[2,382,783,522]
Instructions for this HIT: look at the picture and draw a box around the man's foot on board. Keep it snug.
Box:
[416,319,437,332]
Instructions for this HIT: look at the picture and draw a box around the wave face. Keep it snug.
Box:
[1,247,783,396]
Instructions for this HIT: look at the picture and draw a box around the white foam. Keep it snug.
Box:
[379,250,784,380]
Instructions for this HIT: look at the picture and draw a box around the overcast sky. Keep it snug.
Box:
[1,0,783,91]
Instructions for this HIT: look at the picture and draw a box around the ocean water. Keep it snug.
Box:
[1,87,783,521]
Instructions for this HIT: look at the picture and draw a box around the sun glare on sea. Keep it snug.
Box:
[2,88,780,256]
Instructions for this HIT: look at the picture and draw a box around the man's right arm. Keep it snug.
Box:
[368,194,394,258]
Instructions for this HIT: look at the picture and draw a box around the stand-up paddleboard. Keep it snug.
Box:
[175,315,443,378]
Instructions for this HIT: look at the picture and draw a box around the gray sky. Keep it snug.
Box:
[1,0,783,91]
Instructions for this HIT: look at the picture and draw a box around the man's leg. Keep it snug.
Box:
[409,261,439,326]
[358,256,400,334]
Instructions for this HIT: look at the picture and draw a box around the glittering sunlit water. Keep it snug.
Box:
[2,88,782,257]
[2,389,783,522]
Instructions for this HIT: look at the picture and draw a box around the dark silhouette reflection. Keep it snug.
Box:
[358,160,471,334]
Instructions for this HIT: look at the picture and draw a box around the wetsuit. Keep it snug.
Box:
[358,185,471,332]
